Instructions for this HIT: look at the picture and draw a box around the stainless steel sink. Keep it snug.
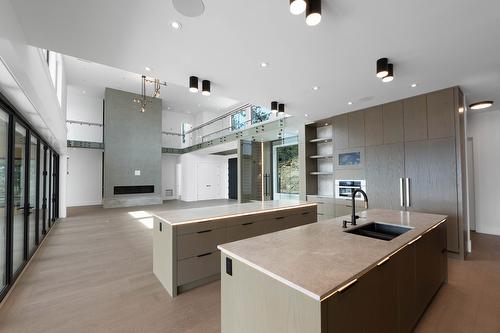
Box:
[345,222,413,241]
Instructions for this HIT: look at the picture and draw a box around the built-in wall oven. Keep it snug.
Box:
[335,180,366,200]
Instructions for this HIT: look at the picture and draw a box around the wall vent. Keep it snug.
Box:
[165,189,174,197]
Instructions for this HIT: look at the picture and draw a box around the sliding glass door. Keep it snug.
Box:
[38,143,44,242]
[28,136,37,254]
[13,123,27,275]
[0,110,8,291]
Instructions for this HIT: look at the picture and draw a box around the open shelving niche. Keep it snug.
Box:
[306,124,334,198]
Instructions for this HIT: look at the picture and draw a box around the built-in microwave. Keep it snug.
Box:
[335,180,366,200]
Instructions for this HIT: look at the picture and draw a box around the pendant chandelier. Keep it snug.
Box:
[133,75,167,113]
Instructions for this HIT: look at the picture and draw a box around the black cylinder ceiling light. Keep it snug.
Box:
[376,58,389,78]
[306,0,322,26]
[202,80,211,96]
[278,103,285,113]
[189,76,199,93]
[382,63,394,83]
[271,101,278,112]
[289,0,306,15]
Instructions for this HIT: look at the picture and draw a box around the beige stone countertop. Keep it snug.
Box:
[150,201,316,226]
[218,209,447,301]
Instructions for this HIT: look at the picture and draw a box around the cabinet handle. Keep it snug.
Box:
[275,216,285,220]
[301,212,310,215]
[317,213,324,216]
[405,178,411,207]
[197,229,212,234]
[337,279,358,294]
[242,222,253,226]
[197,252,212,258]
[399,178,405,207]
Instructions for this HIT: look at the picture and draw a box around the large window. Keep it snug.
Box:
[274,144,299,198]
[251,106,272,125]
[231,110,247,131]
[13,124,26,275]
[0,110,8,290]
[28,136,38,255]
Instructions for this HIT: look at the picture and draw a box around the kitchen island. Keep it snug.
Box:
[218,209,447,333]
[152,201,317,297]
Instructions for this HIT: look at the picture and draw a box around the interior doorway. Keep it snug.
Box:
[228,158,237,200]
[273,142,299,201]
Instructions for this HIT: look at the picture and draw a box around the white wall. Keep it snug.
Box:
[66,148,103,207]
[162,110,193,148]
[162,154,179,200]
[66,85,103,142]
[467,109,500,235]
[179,153,231,202]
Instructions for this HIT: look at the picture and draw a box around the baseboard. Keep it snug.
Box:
[476,225,500,236]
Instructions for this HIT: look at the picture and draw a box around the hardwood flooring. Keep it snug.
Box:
[0,201,499,333]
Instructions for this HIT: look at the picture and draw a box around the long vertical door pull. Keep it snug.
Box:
[405,178,411,207]
[399,178,405,207]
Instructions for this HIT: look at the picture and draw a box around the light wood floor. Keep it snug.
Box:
[0,201,499,333]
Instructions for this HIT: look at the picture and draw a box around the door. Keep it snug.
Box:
[197,162,221,200]
[365,143,404,210]
[273,143,299,201]
[228,158,237,200]
[38,143,44,241]
[405,138,459,252]
[12,123,27,275]
[46,149,51,229]
[0,110,9,291]
[28,136,37,255]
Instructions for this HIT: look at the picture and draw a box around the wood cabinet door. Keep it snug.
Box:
[427,88,455,139]
[383,101,404,144]
[393,243,417,332]
[365,143,404,210]
[415,227,445,319]
[404,95,428,142]
[405,138,459,252]
[364,106,383,146]
[348,111,365,148]
[333,114,348,150]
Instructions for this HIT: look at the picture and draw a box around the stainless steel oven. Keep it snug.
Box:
[335,180,366,200]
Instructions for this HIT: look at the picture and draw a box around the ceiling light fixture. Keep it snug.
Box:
[171,21,182,30]
[382,63,394,82]
[305,113,309,117]
[411,83,417,88]
[290,0,306,15]
[189,76,199,93]
[348,101,353,105]
[271,101,278,112]
[260,62,268,68]
[202,80,211,96]
[376,58,389,78]
[145,67,151,71]
[278,103,285,113]
[305,0,322,26]
[469,101,494,110]
[312,86,319,91]
[382,64,394,83]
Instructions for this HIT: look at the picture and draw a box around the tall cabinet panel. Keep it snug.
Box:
[403,95,428,142]
[405,138,459,252]
[365,143,404,210]
[348,111,365,148]
[364,106,383,146]
[427,88,455,139]
[383,101,404,144]
[333,114,348,150]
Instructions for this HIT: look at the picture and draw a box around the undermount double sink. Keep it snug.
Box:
[345,222,413,241]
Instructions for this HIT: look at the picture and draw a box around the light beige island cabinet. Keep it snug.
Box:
[152,201,317,297]
[218,209,447,333]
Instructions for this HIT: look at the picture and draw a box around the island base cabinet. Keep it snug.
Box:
[324,223,447,333]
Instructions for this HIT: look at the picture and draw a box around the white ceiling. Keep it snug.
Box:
[63,55,240,115]
[11,0,500,122]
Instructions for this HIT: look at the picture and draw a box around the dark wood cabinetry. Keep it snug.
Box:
[383,101,404,144]
[325,224,447,333]
[403,95,428,142]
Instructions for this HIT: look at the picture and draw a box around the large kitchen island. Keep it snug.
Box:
[218,209,447,333]
[152,201,317,297]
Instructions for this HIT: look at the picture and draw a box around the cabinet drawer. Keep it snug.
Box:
[226,222,264,243]
[177,251,220,286]
[177,227,227,260]
[176,220,226,235]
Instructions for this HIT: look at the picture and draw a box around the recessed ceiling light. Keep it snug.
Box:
[260,62,268,68]
[325,123,328,126]
[312,86,319,91]
[348,101,353,105]
[145,67,151,71]
[171,21,181,30]
[411,83,417,88]
[82,90,86,94]
[469,101,494,110]
[305,114,309,117]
